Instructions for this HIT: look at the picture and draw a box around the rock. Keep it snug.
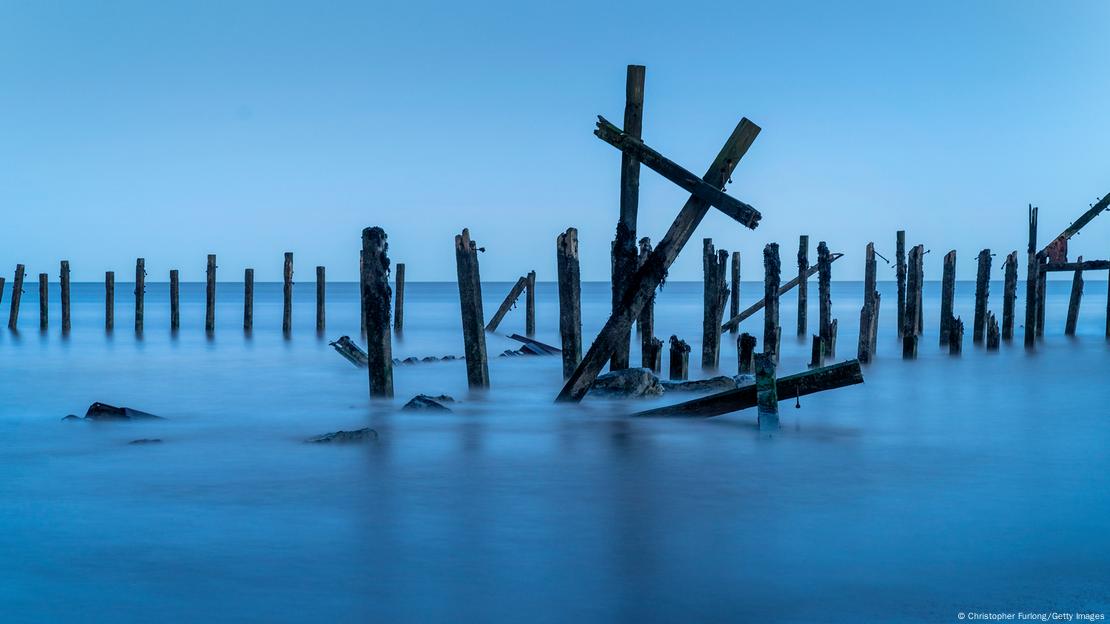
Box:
[128,438,162,445]
[402,394,455,411]
[82,402,163,421]
[61,414,81,421]
[660,375,739,393]
[588,368,664,398]
[307,428,379,443]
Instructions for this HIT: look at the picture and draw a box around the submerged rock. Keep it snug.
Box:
[307,428,379,444]
[588,368,664,398]
[64,403,163,422]
[402,394,455,411]
[128,438,163,445]
[660,375,739,393]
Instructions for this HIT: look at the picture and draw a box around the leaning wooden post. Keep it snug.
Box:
[902,245,922,358]
[817,241,834,357]
[730,251,741,334]
[393,262,405,332]
[104,271,114,331]
[525,269,536,337]
[637,237,656,366]
[797,235,809,336]
[737,332,756,375]
[316,266,326,333]
[763,243,781,364]
[8,265,24,330]
[754,353,778,432]
[701,239,728,369]
[986,311,1000,350]
[60,261,71,333]
[668,335,690,381]
[1024,205,1039,348]
[939,250,956,345]
[243,269,254,331]
[455,229,489,389]
[38,273,48,330]
[557,228,582,379]
[134,258,145,333]
[205,254,216,332]
[486,276,527,333]
[1002,251,1018,340]
[973,249,991,343]
[610,64,646,372]
[1065,258,1084,336]
[895,230,906,338]
[362,227,394,398]
[949,316,964,355]
[169,270,180,330]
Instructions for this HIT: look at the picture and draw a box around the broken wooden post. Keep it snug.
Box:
[1002,251,1017,340]
[637,237,656,367]
[870,292,881,355]
[455,229,489,390]
[557,228,582,379]
[525,270,536,337]
[798,235,809,336]
[317,266,326,333]
[973,249,991,343]
[949,316,964,355]
[283,252,293,334]
[1065,257,1084,336]
[486,276,527,333]
[134,258,145,333]
[205,254,215,333]
[915,248,924,336]
[610,64,646,373]
[763,243,781,364]
[817,241,834,358]
[896,230,906,338]
[668,335,690,381]
[986,311,1000,350]
[169,269,180,331]
[940,250,956,345]
[702,239,728,369]
[38,273,48,330]
[811,335,825,368]
[240,269,253,331]
[8,265,24,330]
[902,245,922,358]
[60,261,70,333]
[644,337,662,373]
[104,271,114,331]
[722,254,843,333]
[737,332,756,375]
[730,251,741,334]
[861,243,878,360]
[1024,205,1039,348]
[755,353,778,431]
[863,242,876,307]
[362,226,394,398]
[857,302,874,363]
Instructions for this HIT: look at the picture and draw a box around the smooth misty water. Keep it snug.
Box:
[1,279,1108,623]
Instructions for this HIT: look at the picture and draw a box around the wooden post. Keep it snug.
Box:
[737,332,756,375]
[1024,205,1039,347]
[949,316,964,355]
[104,271,114,331]
[557,228,582,379]
[317,266,326,332]
[857,301,874,363]
[810,335,825,368]
[638,238,656,367]
[1002,251,1018,340]
[1065,258,1084,336]
[1106,270,1110,339]
[362,227,394,398]
[940,250,956,345]
[797,235,809,336]
[862,242,878,359]
[60,261,70,333]
[169,270,180,330]
[701,239,728,369]
[754,353,778,432]
[38,273,48,330]
[817,241,834,357]
[610,64,646,372]
[485,276,527,333]
[896,230,906,338]
[393,263,405,332]
[644,337,662,373]
[730,251,741,334]
[205,254,216,333]
[243,269,254,331]
[870,291,881,355]
[722,254,843,333]
[359,251,366,336]
[134,258,145,333]
[973,249,991,343]
[763,243,781,364]
[0,277,5,309]
[1036,256,1047,338]
[8,265,24,330]
[902,245,922,358]
[863,242,876,306]
[986,311,1000,350]
[455,229,489,389]
[668,335,690,381]
[283,252,294,333]
[525,270,536,337]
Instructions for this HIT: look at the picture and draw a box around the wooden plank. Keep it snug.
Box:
[455,228,490,389]
[362,227,394,398]
[556,228,582,379]
[721,253,842,333]
[1043,259,1110,272]
[610,65,645,371]
[1039,191,1110,259]
[485,276,527,333]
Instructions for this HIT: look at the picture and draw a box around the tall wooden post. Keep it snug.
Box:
[359,251,367,337]
[282,252,293,334]
[59,261,71,333]
[973,249,991,343]
[243,269,254,331]
[817,241,834,357]
[1105,269,1110,339]
[8,265,24,330]
[896,230,906,338]
[610,64,646,372]
[1024,205,1039,348]
[755,353,778,432]
[940,250,956,345]
[205,254,216,333]
[38,273,48,330]
[1002,251,1018,340]
[169,270,180,330]
[638,238,656,366]
[1036,256,1047,338]
[797,235,809,336]
[393,263,405,332]
[864,242,879,355]
[525,270,536,337]
[0,278,5,309]
[763,243,781,364]
[455,229,489,389]
[902,245,922,358]
[134,258,145,333]
[363,227,394,398]
[316,266,326,332]
[737,332,756,375]
[1065,258,1084,336]
[701,239,728,369]
[104,271,114,331]
[668,335,690,381]
[557,228,582,379]
[730,251,741,334]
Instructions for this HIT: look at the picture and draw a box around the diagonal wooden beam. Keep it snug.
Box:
[485,276,528,332]
[594,117,761,229]
[555,117,762,403]
[720,253,843,333]
[1039,191,1110,260]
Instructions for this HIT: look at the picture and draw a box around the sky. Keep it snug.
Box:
[2,0,1109,282]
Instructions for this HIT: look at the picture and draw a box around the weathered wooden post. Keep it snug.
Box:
[701,239,728,369]
[455,229,489,389]
[638,238,656,366]
[610,64,646,372]
[817,241,834,357]
[949,316,964,355]
[973,249,991,343]
[763,243,781,363]
[869,292,881,355]
[1036,256,1047,338]
[1002,251,1018,340]
[205,254,216,333]
[1024,205,1039,347]
[730,251,741,334]
[644,337,662,373]
[134,258,145,333]
[169,270,180,331]
[0,278,5,309]
[668,335,690,381]
[861,242,878,360]
[525,270,536,337]
[986,311,1000,350]
[38,273,48,330]
[1106,271,1110,339]
[104,271,114,331]
[857,302,874,363]
[754,353,778,432]
[940,250,956,345]
[393,263,405,332]
[282,252,294,334]
[60,261,71,333]
[363,227,394,398]
[316,266,326,333]
[557,228,582,379]
[902,245,922,358]
[797,235,809,336]
[243,269,254,331]
[810,335,825,368]
[1065,257,1084,336]
[359,251,366,336]
[737,332,756,375]
[8,265,24,330]
[863,242,876,304]
[896,230,906,338]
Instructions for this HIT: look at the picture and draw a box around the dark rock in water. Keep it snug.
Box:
[61,414,81,422]
[402,394,455,411]
[403,356,420,365]
[588,368,664,398]
[128,438,162,445]
[82,402,163,421]
[660,375,739,393]
[307,428,379,443]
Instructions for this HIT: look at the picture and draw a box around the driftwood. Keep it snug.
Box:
[331,336,369,367]
[720,253,842,333]
[507,333,561,355]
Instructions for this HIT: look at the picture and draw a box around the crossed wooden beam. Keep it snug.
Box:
[555,116,763,402]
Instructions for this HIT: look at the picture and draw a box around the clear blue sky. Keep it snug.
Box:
[2,0,1108,282]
